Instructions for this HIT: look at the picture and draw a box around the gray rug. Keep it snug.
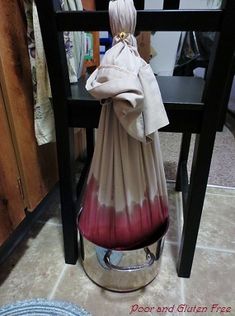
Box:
[0,299,91,316]
[159,126,235,188]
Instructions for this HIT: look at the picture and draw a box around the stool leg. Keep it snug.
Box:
[177,132,216,277]
[76,128,95,201]
[58,128,78,264]
[175,133,192,191]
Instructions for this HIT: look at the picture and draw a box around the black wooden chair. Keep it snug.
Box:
[35,0,235,277]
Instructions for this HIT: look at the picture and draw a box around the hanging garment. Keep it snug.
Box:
[23,0,55,145]
[24,0,85,145]
[78,0,169,250]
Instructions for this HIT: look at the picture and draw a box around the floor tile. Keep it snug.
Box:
[1,180,235,316]
[51,244,181,316]
[0,223,65,306]
[173,186,235,252]
[197,192,235,251]
[183,248,235,314]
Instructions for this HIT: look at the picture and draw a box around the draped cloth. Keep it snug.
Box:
[78,0,169,250]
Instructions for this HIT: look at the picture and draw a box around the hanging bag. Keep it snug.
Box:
[78,0,169,250]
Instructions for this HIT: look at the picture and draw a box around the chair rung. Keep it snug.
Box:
[56,10,222,32]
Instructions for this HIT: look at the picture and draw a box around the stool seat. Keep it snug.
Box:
[69,76,205,132]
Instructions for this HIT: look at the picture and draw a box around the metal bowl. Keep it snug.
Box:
[79,220,169,292]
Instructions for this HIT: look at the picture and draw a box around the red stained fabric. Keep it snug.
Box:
[78,175,168,250]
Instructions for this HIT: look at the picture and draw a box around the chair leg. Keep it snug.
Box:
[76,129,95,204]
[175,132,192,191]
[57,128,78,264]
[177,132,216,277]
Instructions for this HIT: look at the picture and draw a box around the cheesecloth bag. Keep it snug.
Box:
[78,0,169,250]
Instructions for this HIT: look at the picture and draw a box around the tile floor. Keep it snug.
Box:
[0,183,235,316]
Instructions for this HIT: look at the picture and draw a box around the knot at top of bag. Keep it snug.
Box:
[109,0,137,46]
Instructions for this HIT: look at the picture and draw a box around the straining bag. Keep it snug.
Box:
[78,0,169,250]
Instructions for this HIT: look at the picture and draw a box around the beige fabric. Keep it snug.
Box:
[86,0,168,142]
[86,104,168,212]
[79,0,169,249]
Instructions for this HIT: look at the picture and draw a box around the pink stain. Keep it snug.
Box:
[78,175,169,250]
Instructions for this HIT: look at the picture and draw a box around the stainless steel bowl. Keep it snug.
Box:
[79,220,169,292]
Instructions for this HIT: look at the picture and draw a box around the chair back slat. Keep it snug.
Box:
[95,0,145,10]
[163,0,180,10]
[55,10,223,32]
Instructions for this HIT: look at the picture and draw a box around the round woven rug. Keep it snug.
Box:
[0,299,91,316]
